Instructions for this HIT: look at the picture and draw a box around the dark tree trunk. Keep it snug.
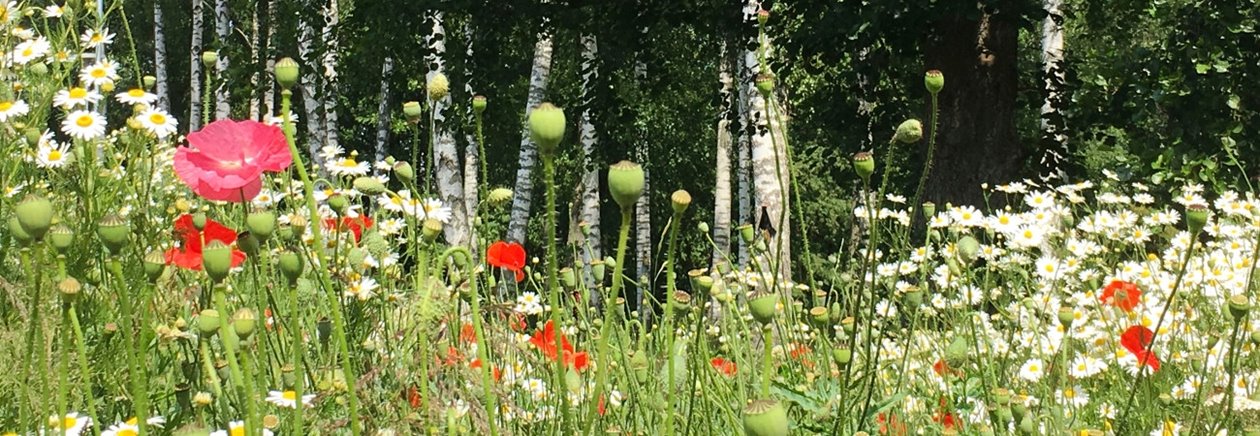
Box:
[923,11,1023,206]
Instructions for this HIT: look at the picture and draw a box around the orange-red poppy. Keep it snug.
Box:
[710,357,737,377]
[1100,280,1142,312]
[487,241,526,282]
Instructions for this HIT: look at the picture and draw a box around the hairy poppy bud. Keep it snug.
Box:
[201,51,218,69]
[671,190,692,215]
[944,336,969,368]
[427,72,449,101]
[97,214,130,254]
[529,103,566,158]
[279,250,303,285]
[246,211,277,241]
[748,292,778,325]
[608,161,645,210]
[742,399,789,436]
[924,69,944,95]
[957,235,980,264]
[352,176,386,195]
[472,95,487,113]
[402,101,423,123]
[49,224,74,252]
[698,221,710,234]
[274,58,300,90]
[852,152,874,184]
[893,119,923,144]
[1186,203,1208,234]
[15,194,54,240]
[393,161,415,183]
[202,240,234,283]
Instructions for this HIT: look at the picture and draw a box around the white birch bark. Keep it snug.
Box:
[297,12,325,168]
[262,0,276,118]
[374,57,394,175]
[462,20,479,238]
[189,0,203,131]
[153,0,169,110]
[213,0,230,119]
[577,34,603,288]
[1039,0,1068,181]
[321,0,341,152]
[734,39,753,268]
[248,1,261,120]
[505,27,554,244]
[744,0,790,280]
[632,49,652,318]
[712,49,735,267]
[426,12,469,246]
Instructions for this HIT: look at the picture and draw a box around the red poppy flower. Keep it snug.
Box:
[877,412,908,436]
[164,214,247,270]
[173,119,292,202]
[486,241,527,282]
[470,359,504,382]
[460,323,477,344]
[323,215,374,242]
[1121,325,1161,372]
[529,320,589,372]
[1100,280,1142,312]
[932,359,961,377]
[710,357,737,377]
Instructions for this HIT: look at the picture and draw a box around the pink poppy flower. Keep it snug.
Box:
[173,119,292,202]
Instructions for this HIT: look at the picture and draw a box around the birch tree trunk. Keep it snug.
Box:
[321,0,341,152]
[153,0,169,110]
[374,57,394,174]
[213,0,230,120]
[189,0,203,131]
[632,41,652,319]
[577,34,603,288]
[712,47,735,267]
[248,0,261,120]
[462,20,479,239]
[426,11,469,246]
[262,0,276,118]
[745,0,790,281]
[1039,0,1068,181]
[505,26,554,244]
[735,33,754,268]
[297,11,326,167]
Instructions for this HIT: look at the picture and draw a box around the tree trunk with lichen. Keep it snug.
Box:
[506,26,554,245]
[427,11,469,247]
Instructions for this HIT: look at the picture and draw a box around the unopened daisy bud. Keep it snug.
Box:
[472,95,487,113]
[738,224,756,245]
[402,101,423,123]
[852,152,874,183]
[1057,307,1076,327]
[24,127,42,146]
[755,73,775,98]
[748,292,779,325]
[957,235,980,264]
[232,308,257,340]
[144,250,167,282]
[529,102,566,158]
[924,69,944,95]
[756,8,769,25]
[201,51,218,69]
[670,190,692,215]
[893,119,923,144]
[58,277,82,303]
[1186,203,1208,234]
[274,57,300,90]
[352,177,386,195]
[15,194,54,240]
[279,251,303,284]
[97,214,130,254]
[427,72,449,101]
[196,310,221,336]
[608,160,645,210]
[1228,295,1250,321]
[742,399,789,436]
[246,211,277,241]
[944,336,969,368]
[422,218,443,242]
[48,224,74,252]
[202,240,234,283]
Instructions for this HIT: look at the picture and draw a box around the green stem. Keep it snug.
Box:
[203,68,213,127]
[57,305,70,436]
[541,156,569,427]
[588,208,634,433]
[108,259,148,436]
[663,212,682,436]
[1211,319,1244,434]
[212,284,256,435]
[288,279,306,434]
[759,325,773,398]
[68,306,101,436]
[910,92,940,229]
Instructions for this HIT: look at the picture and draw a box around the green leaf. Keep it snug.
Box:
[1195,63,1211,74]
[1227,94,1241,110]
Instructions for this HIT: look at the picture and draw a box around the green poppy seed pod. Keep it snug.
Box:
[697,221,710,234]
[202,240,234,283]
[1017,414,1036,435]
[58,277,82,303]
[529,102,566,158]
[630,351,649,383]
[143,75,157,89]
[1228,294,1250,321]
[393,161,415,183]
[352,177,386,195]
[274,57,300,90]
[402,101,423,123]
[670,190,692,215]
[316,317,332,347]
[48,224,74,252]
[560,267,577,290]
[755,73,775,98]
[840,316,855,335]
[472,95,487,113]
[688,269,712,293]
[232,308,258,341]
[144,250,167,283]
[957,235,980,264]
[427,73,450,101]
[903,287,923,308]
[809,306,829,325]
[748,292,779,325]
[591,260,606,283]
[1251,330,1260,346]
[671,291,692,315]
[921,201,936,219]
[608,160,645,210]
[24,127,43,146]
[738,224,756,245]
[832,347,852,366]
[1187,203,1209,234]
[742,399,789,436]
[893,119,923,144]
[327,194,349,214]
[422,218,443,242]
[245,211,277,241]
[15,194,54,240]
[995,406,1013,423]
[97,214,130,254]
[1057,307,1076,327]
[487,187,513,204]
[9,218,35,246]
[852,152,874,184]
[944,336,969,368]
[192,212,207,230]
[28,61,49,76]
[237,232,260,256]
[756,8,769,25]
[197,309,222,337]
[924,70,944,95]
[201,51,218,69]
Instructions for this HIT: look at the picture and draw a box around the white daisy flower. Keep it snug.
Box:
[53,87,103,109]
[265,390,315,409]
[265,111,300,126]
[46,412,92,436]
[62,110,106,140]
[1056,386,1090,408]
[115,88,158,105]
[418,197,452,223]
[326,151,370,176]
[80,59,120,88]
[36,140,72,168]
[11,36,51,64]
[344,276,379,301]
[137,107,178,138]
[0,99,29,122]
[44,4,66,18]
[210,420,274,436]
[1018,358,1045,382]
[80,28,115,48]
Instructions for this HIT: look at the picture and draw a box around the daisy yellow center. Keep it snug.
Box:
[69,88,88,98]
[63,416,78,428]
[128,89,145,97]
[1028,363,1040,372]
[0,101,12,111]
[339,157,356,167]
[91,35,103,43]
[90,68,106,78]
[1023,230,1034,239]
[283,390,297,400]
[21,47,32,56]
[76,115,94,127]
[390,196,402,205]
[117,429,138,436]
[230,426,246,436]
[149,113,167,124]
[48,150,62,161]
[1063,388,1075,398]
